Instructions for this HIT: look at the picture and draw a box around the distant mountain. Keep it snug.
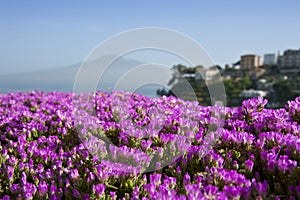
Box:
[0,56,144,93]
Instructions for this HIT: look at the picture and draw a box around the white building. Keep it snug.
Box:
[182,73,195,78]
[195,68,218,82]
[278,49,300,72]
[263,53,276,65]
[239,89,268,98]
[256,79,273,91]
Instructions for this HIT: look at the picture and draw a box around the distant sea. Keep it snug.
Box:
[0,82,160,98]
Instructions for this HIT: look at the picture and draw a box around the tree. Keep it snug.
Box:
[167,64,187,86]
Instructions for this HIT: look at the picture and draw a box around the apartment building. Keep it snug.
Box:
[240,54,262,70]
[278,49,300,72]
[263,53,276,65]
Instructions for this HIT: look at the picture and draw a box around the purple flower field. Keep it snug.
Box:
[0,91,300,199]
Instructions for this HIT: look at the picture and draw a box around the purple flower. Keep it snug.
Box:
[185,184,203,199]
[110,191,117,199]
[233,160,239,169]
[132,186,139,199]
[143,183,156,195]
[9,184,20,194]
[245,159,254,172]
[183,173,191,185]
[150,174,162,186]
[204,185,218,198]
[7,156,17,165]
[20,172,27,185]
[252,179,268,196]
[70,169,80,179]
[93,184,105,197]
[216,192,228,200]
[50,183,57,196]
[267,159,277,171]
[7,166,14,181]
[2,90,300,199]
[82,194,90,200]
[224,186,240,198]
[46,169,54,179]
[72,189,81,198]
[49,195,61,200]
[277,155,297,172]
[38,181,48,196]
[2,195,10,200]
[295,185,300,195]
[22,183,37,199]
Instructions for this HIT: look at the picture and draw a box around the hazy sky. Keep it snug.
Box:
[1,1,300,74]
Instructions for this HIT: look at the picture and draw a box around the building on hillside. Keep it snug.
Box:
[240,54,262,70]
[223,70,244,80]
[249,67,265,80]
[195,67,218,83]
[256,79,274,92]
[263,53,276,65]
[182,73,195,78]
[278,49,300,72]
[239,89,268,98]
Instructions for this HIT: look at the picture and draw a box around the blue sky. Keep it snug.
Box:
[1,1,300,74]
